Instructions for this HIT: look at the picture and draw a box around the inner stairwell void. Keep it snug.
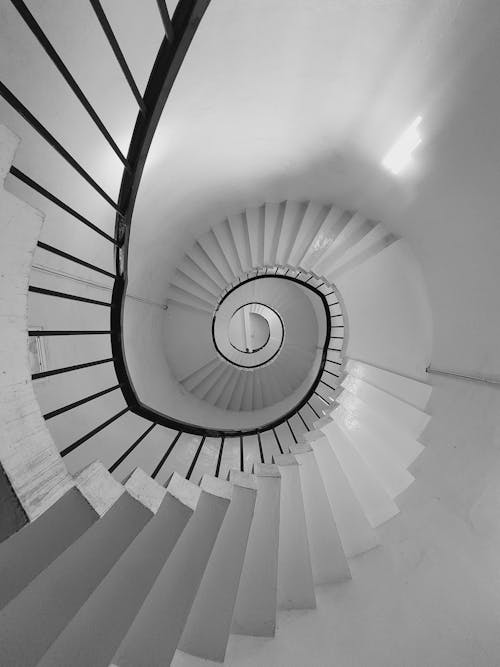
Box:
[1,1,500,666]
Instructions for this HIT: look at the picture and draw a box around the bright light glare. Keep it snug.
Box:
[382,116,422,175]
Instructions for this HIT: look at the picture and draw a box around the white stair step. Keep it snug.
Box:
[274,454,316,610]
[0,487,98,612]
[345,358,432,409]
[198,230,234,284]
[341,375,430,437]
[171,271,218,306]
[290,444,351,585]
[186,243,226,289]
[321,420,399,528]
[241,373,255,411]
[227,373,247,411]
[300,206,349,270]
[322,222,388,278]
[252,372,265,410]
[231,464,281,636]
[337,390,424,468]
[331,231,398,280]
[0,485,153,667]
[315,215,375,275]
[204,366,234,405]
[195,362,229,400]
[245,206,265,267]
[263,202,282,265]
[218,369,241,410]
[36,473,195,667]
[213,219,242,278]
[179,473,257,662]
[228,213,252,272]
[307,432,379,558]
[167,285,214,313]
[275,201,307,265]
[181,358,220,392]
[178,255,222,296]
[334,407,415,499]
[111,480,230,667]
[287,201,330,267]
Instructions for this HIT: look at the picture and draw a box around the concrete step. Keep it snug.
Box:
[321,421,399,528]
[290,443,351,585]
[36,472,195,667]
[231,463,281,637]
[179,472,257,662]
[0,464,153,667]
[0,486,97,611]
[111,478,230,667]
[275,454,316,610]
[306,432,379,557]
[345,358,432,409]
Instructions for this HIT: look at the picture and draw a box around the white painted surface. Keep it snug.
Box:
[290,443,351,585]
[345,358,432,409]
[124,467,166,514]
[112,489,229,667]
[321,420,399,527]
[74,460,124,517]
[179,478,257,662]
[0,125,73,520]
[232,464,281,637]
[275,454,316,610]
[341,374,430,437]
[36,481,194,667]
[337,389,425,468]
[309,433,379,558]
[172,376,500,667]
[334,406,414,499]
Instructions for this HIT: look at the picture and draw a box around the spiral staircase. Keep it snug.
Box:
[3,1,500,666]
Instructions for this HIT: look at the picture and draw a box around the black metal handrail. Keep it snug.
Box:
[3,0,346,479]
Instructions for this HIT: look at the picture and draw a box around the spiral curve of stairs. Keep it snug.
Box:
[0,121,434,667]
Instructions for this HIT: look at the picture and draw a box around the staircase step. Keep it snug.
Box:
[213,219,242,278]
[245,205,265,267]
[167,285,214,313]
[276,201,307,265]
[307,433,379,557]
[345,358,432,409]
[36,472,195,667]
[288,201,330,267]
[0,484,153,666]
[228,213,252,272]
[231,464,281,636]
[337,390,424,468]
[334,407,415,499]
[300,206,350,270]
[0,486,98,611]
[263,202,282,265]
[274,454,316,610]
[290,443,351,585]
[111,479,230,667]
[341,375,430,437]
[198,230,234,284]
[179,472,257,662]
[186,243,226,289]
[321,421,399,527]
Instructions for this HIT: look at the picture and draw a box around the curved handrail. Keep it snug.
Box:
[113,267,343,437]
[3,0,346,474]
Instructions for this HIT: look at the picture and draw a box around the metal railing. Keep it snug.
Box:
[2,0,346,480]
